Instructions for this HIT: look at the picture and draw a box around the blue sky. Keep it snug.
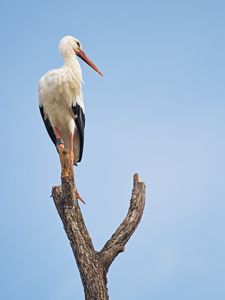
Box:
[1,0,225,299]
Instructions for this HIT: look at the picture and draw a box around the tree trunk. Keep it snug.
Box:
[51,149,146,300]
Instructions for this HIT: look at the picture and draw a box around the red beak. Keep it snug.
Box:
[76,50,103,76]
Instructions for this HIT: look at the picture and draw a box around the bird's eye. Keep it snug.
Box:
[76,41,80,48]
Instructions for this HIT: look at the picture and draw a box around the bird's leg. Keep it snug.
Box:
[68,133,85,204]
[69,132,74,166]
[54,127,64,150]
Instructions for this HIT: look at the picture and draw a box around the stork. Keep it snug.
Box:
[38,36,103,169]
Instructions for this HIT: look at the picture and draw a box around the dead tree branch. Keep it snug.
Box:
[51,149,146,300]
[98,173,146,272]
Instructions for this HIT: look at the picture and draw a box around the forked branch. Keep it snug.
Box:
[51,149,146,300]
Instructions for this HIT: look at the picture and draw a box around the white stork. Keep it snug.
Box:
[38,36,103,166]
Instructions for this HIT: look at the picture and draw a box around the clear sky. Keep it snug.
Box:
[1,0,225,299]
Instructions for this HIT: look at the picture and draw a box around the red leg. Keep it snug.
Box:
[69,132,74,166]
[54,127,64,150]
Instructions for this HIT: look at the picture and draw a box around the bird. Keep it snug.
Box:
[38,35,103,168]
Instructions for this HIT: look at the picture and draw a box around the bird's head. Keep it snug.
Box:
[59,36,103,76]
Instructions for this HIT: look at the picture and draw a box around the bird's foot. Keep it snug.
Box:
[74,190,85,204]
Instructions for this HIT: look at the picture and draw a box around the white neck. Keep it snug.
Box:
[60,46,83,86]
[61,47,74,64]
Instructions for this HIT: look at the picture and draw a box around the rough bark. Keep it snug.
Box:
[51,149,146,300]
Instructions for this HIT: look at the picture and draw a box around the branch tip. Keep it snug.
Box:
[134,172,145,184]
[133,173,140,184]
[134,172,146,190]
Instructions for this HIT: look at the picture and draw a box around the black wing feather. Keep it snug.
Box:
[72,104,85,163]
[39,106,57,149]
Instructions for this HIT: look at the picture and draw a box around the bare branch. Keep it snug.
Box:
[51,149,146,299]
[99,174,146,271]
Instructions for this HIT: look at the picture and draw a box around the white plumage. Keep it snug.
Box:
[38,36,102,165]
